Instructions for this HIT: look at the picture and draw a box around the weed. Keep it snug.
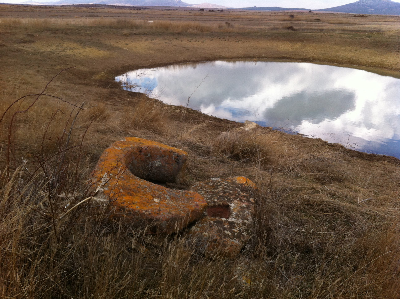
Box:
[212,128,270,166]
[120,96,171,135]
[83,102,111,122]
[151,21,213,33]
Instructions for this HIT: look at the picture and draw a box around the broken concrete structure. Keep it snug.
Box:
[91,137,207,234]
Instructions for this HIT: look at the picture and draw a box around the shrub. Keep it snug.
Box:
[212,128,270,166]
[120,97,171,135]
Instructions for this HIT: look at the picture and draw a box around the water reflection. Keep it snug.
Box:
[264,90,355,127]
[116,61,400,158]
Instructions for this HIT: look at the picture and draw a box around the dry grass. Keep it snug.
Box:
[149,20,214,33]
[0,17,223,33]
[83,102,111,123]
[1,4,400,298]
[1,138,399,298]
[0,87,90,171]
[119,96,172,135]
[212,127,271,166]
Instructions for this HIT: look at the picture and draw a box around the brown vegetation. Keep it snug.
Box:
[1,4,400,298]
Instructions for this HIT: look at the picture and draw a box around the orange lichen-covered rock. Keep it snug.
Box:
[91,137,207,234]
[189,177,257,258]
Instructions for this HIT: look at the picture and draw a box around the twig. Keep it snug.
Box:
[59,196,93,220]
[186,74,208,107]
[2,67,77,177]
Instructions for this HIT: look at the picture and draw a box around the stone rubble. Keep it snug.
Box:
[91,137,256,257]
[91,137,207,234]
[189,177,256,258]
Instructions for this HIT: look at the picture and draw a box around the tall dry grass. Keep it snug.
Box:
[212,128,271,166]
[1,176,400,297]
[2,160,399,298]
[1,74,400,298]
[0,17,217,33]
[119,96,172,136]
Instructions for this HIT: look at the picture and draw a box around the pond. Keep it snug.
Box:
[116,61,400,159]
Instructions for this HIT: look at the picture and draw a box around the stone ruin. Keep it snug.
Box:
[91,136,256,257]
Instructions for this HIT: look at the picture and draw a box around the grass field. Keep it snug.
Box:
[1,4,400,298]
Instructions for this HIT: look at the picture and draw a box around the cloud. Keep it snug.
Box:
[183,0,400,9]
[117,61,400,157]
[263,89,356,127]
[3,0,400,8]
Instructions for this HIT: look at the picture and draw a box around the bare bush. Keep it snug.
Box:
[212,128,270,167]
[120,97,171,135]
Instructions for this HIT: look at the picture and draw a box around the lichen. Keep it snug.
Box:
[91,137,207,234]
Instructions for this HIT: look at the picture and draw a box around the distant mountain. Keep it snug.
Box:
[242,0,400,15]
[9,0,400,15]
[242,7,308,11]
[191,3,226,8]
[318,0,400,15]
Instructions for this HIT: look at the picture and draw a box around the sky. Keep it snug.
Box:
[183,0,400,9]
[4,0,400,8]
[116,61,400,157]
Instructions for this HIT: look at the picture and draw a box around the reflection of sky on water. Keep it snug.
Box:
[116,61,400,158]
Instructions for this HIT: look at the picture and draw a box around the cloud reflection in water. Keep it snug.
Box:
[116,61,400,158]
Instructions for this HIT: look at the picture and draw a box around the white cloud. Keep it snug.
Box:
[184,0,400,9]
[3,0,400,7]
[117,61,400,157]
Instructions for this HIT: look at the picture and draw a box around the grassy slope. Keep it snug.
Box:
[1,5,400,298]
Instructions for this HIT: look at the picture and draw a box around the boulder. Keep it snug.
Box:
[189,177,256,258]
[91,137,207,234]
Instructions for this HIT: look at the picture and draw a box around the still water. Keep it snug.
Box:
[116,61,400,158]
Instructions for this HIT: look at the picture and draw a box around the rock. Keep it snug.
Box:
[242,120,259,131]
[91,137,207,234]
[189,176,256,258]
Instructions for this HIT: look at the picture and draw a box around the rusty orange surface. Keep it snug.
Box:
[91,137,207,234]
[230,176,257,189]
